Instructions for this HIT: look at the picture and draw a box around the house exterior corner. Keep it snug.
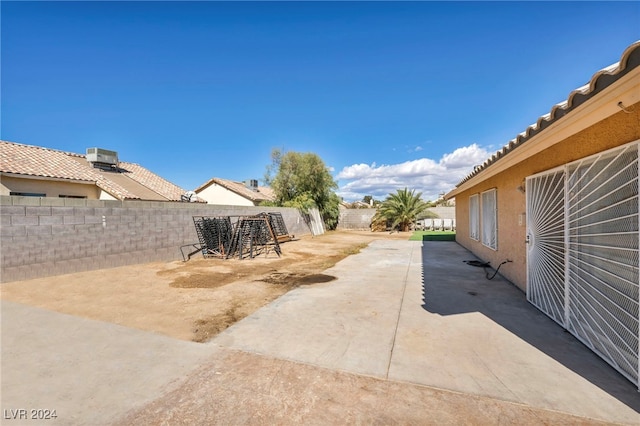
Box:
[445,40,640,388]
[453,105,640,292]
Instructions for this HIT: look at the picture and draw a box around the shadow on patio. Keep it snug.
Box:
[419,241,640,415]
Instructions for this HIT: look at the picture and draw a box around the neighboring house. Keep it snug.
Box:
[445,41,640,388]
[0,140,190,201]
[195,177,275,206]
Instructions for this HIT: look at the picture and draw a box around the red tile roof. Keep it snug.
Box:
[0,140,188,201]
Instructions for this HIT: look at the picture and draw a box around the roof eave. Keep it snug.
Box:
[446,57,640,200]
[194,177,217,193]
[0,171,96,185]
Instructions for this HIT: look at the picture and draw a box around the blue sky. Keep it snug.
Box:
[2,1,639,202]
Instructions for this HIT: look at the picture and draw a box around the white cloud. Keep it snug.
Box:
[336,143,490,202]
[406,145,424,153]
[440,144,489,168]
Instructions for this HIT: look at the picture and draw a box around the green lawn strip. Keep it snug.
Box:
[409,231,456,241]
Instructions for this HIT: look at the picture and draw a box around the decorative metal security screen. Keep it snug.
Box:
[526,142,640,388]
[566,144,639,385]
[526,168,567,327]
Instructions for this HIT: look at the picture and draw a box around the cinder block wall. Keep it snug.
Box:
[426,206,456,220]
[335,207,457,230]
[337,208,377,230]
[0,196,312,283]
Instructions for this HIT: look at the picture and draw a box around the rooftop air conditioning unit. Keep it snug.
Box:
[86,148,118,166]
[244,179,259,191]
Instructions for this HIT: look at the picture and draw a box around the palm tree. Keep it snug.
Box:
[374,188,429,232]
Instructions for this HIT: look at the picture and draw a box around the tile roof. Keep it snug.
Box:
[0,140,189,201]
[0,141,94,182]
[456,40,640,187]
[119,162,187,201]
[195,177,275,203]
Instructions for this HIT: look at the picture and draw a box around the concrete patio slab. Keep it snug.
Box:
[213,240,640,424]
[212,239,415,378]
[390,241,640,423]
[1,300,214,425]
[2,239,639,425]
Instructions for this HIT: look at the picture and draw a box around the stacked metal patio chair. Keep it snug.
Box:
[228,214,282,259]
[193,216,234,258]
[265,212,293,243]
[182,212,290,261]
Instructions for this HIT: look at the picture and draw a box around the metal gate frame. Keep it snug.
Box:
[526,166,567,327]
[526,141,640,389]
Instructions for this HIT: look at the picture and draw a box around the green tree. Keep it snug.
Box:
[322,192,341,230]
[360,195,381,208]
[263,149,340,229]
[373,188,429,232]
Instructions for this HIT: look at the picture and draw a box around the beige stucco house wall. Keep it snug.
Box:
[451,106,640,291]
[446,43,640,292]
[194,178,275,206]
[196,182,257,206]
[0,175,101,198]
[447,42,640,388]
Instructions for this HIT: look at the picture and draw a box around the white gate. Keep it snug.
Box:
[526,143,640,388]
[526,168,567,327]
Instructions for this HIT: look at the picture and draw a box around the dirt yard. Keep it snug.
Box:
[1,230,409,342]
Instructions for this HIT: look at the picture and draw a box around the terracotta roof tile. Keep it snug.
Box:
[456,40,640,187]
[1,141,95,182]
[0,140,189,201]
[122,162,187,201]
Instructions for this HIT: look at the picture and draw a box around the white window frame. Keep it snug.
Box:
[481,188,498,250]
[469,194,479,241]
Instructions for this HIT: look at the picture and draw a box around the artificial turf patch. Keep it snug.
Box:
[409,231,456,241]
